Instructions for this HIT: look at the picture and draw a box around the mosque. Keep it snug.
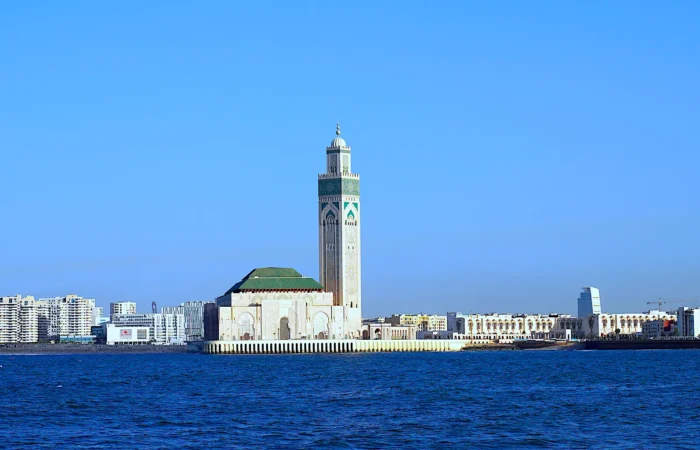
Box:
[203,125,363,341]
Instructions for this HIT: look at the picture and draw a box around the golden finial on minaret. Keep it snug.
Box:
[336,122,341,136]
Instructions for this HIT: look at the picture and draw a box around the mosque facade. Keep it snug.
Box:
[203,126,363,341]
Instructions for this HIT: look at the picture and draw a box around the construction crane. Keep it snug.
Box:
[647,298,688,311]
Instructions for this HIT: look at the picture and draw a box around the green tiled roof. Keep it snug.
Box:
[224,267,324,294]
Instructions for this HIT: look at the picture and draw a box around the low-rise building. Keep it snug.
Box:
[641,319,676,338]
[446,312,573,340]
[583,310,676,338]
[105,324,150,345]
[388,314,447,331]
[111,313,185,345]
[361,322,417,340]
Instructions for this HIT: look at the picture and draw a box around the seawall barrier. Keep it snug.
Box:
[202,339,465,354]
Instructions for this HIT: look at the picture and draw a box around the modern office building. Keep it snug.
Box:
[110,313,185,345]
[578,287,602,318]
[110,302,137,317]
[677,307,700,337]
[162,301,213,342]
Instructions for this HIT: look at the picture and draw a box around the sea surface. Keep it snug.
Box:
[1,350,700,449]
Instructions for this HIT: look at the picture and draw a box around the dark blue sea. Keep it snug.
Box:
[2,351,700,449]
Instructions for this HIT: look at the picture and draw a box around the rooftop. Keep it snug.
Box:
[224,267,324,294]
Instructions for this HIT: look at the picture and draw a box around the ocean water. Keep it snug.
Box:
[1,351,700,449]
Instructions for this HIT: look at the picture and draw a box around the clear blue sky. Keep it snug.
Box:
[1,2,699,316]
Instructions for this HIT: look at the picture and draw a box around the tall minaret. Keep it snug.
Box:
[318,124,362,330]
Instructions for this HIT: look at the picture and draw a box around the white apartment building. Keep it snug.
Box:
[0,296,21,343]
[110,313,185,345]
[0,295,40,343]
[18,296,38,342]
[62,295,94,339]
[110,302,137,317]
[38,295,95,341]
[162,301,213,342]
[677,307,700,337]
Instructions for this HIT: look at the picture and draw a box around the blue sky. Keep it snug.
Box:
[1,2,699,316]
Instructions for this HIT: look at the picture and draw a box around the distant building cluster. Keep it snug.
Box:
[0,294,95,343]
[0,296,213,346]
[362,287,700,342]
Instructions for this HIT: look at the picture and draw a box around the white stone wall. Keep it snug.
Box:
[215,291,360,340]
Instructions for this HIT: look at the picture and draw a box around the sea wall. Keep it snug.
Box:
[584,339,700,350]
[0,343,190,354]
[202,339,465,354]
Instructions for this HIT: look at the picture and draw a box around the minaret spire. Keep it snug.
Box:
[336,122,341,137]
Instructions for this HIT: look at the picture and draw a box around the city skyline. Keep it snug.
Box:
[2,2,700,317]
